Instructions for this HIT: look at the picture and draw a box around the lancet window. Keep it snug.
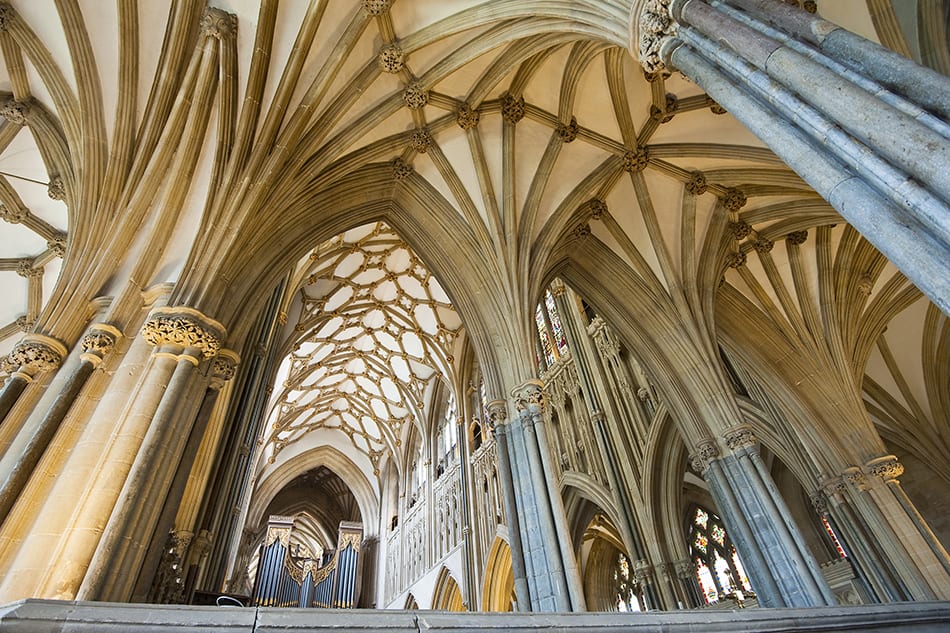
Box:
[687,505,753,604]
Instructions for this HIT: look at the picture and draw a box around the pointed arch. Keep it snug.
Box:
[432,566,466,611]
[481,536,515,612]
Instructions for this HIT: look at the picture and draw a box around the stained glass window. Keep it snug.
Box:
[479,378,489,427]
[687,505,753,604]
[535,304,555,366]
[544,290,569,354]
[822,516,847,559]
[613,553,642,612]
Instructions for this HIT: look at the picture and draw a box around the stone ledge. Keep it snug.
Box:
[0,600,948,633]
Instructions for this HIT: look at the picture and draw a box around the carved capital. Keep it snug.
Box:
[171,530,194,556]
[512,380,545,413]
[637,0,676,73]
[0,203,27,224]
[622,147,649,173]
[674,558,694,579]
[362,0,391,16]
[1,98,31,125]
[633,559,653,583]
[725,251,747,269]
[501,93,525,125]
[9,334,67,377]
[210,349,240,390]
[865,455,904,484]
[403,82,428,109]
[199,7,237,39]
[685,170,707,195]
[587,198,607,221]
[141,306,226,359]
[842,467,868,491]
[391,157,413,181]
[456,103,480,130]
[690,439,720,475]
[724,426,757,451]
[409,128,432,154]
[556,116,579,143]
[47,175,65,201]
[378,44,405,73]
[80,324,121,367]
[786,230,809,246]
[822,477,848,499]
[809,491,828,515]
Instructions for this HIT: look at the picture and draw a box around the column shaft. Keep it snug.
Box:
[491,420,531,610]
[0,377,29,431]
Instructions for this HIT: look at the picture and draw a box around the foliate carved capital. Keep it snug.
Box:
[842,467,868,491]
[80,324,121,367]
[501,93,525,125]
[556,116,579,143]
[685,170,707,195]
[391,157,413,181]
[674,558,694,579]
[456,103,480,129]
[865,455,904,483]
[141,307,226,359]
[512,380,545,413]
[786,230,809,246]
[9,334,67,376]
[199,7,237,39]
[752,238,774,254]
[0,3,16,31]
[362,0,391,16]
[721,188,747,212]
[633,559,653,583]
[809,491,828,515]
[1,98,31,125]
[690,439,720,475]
[14,316,34,333]
[637,0,676,73]
[622,147,649,173]
[403,82,428,109]
[210,349,240,390]
[0,202,27,224]
[587,198,607,221]
[15,259,41,278]
[822,477,848,498]
[409,128,432,154]
[486,400,508,429]
[723,426,757,451]
[378,44,405,73]
[47,175,65,200]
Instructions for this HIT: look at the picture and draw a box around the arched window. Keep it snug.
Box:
[534,286,571,373]
[436,393,458,477]
[613,552,643,612]
[688,505,752,604]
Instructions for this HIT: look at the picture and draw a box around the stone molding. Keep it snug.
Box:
[141,306,226,360]
[8,334,68,379]
[842,466,869,491]
[689,438,720,474]
[723,425,757,452]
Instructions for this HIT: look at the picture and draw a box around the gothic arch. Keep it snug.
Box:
[481,536,515,612]
[247,445,379,539]
[432,567,465,611]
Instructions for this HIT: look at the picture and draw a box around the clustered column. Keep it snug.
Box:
[637,0,950,313]
[0,335,66,429]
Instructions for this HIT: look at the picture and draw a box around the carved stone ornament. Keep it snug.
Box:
[573,223,591,240]
[725,251,747,269]
[556,116,579,143]
[403,82,429,109]
[141,307,225,359]
[14,316,34,333]
[378,44,405,73]
[650,93,678,123]
[633,559,653,583]
[266,525,292,547]
[9,335,66,375]
[391,157,413,181]
[842,467,868,490]
[622,147,649,173]
[199,7,237,39]
[638,0,676,74]
[16,259,41,279]
[409,128,432,154]
[486,400,508,429]
[710,102,727,115]
[362,0,392,16]
[685,170,707,195]
[728,221,752,240]
[501,93,526,125]
[721,188,747,212]
[47,175,65,200]
[866,455,904,483]
[0,98,31,125]
[587,198,607,221]
[48,237,66,258]
[786,230,809,246]
[0,202,26,224]
[822,477,848,498]
[690,439,720,474]
[80,326,119,365]
[724,427,757,451]
[857,273,874,296]
[456,103,480,130]
[752,238,774,254]
[674,558,694,579]
[0,3,16,31]
[809,491,828,515]
[210,350,240,390]
[512,380,545,413]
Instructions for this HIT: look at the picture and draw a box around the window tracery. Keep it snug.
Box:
[687,505,752,604]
